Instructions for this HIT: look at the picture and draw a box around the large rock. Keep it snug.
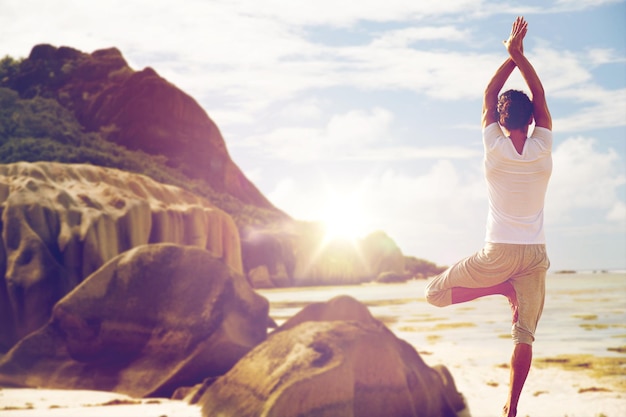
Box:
[0,161,242,351]
[194,296,467,417]
[5,44,277,210]
[276,294,379,331]
[0,243,269,398]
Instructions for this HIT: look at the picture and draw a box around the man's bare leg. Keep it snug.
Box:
[450,281,515,303]
[503,343,532,417]
[450,281,525,416]
[450,281,519,322]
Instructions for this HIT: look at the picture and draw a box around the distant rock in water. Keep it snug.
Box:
[0,161,242,351]
[376,270,411,283]
[5,43,278,210]
[0,243,269,398]
[243,224,406,288]
[193,296,467,417]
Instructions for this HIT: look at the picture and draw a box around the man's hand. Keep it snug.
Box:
[502,16,552,130]
[504,16,527,56]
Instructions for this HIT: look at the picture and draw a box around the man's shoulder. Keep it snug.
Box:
[531,126,552,138]
[483,122,504,138]
[530,126,553,149]
[483,123,505,149]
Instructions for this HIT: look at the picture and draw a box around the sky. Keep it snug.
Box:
[1,0,625,271]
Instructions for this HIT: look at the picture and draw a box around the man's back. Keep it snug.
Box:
[483,122,552,244]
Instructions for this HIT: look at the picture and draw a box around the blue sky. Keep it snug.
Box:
[2,0,625,271]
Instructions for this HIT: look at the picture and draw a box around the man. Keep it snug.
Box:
[425,16,552,417]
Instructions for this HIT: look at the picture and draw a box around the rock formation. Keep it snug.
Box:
[4,44,278,210]
[194,296,467,417]
[0,243,269,398]
[0,161,242,351]
[276,294,379,332]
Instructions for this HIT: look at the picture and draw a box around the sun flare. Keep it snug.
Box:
[319,193,370,242]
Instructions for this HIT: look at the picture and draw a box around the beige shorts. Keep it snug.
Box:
[425,243,549,345]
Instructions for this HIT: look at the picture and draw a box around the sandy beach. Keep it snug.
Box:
[1,272,624,417]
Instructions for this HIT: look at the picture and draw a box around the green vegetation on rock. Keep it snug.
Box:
[0,82,278,229]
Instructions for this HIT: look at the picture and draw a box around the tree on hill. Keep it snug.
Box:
[0,56,21,83]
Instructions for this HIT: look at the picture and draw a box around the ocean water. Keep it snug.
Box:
[537,272,626,358]
[260,272,626,360]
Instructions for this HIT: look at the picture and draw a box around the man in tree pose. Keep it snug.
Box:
[425,16,552,417]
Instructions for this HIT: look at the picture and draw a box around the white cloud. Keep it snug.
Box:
[371,26,472,48]
[325,107,394,146]
[606,201,626,224]
[275,99,326,123]
[237,126,320,160]
[267,177,298,209]
[222,0,487,27]
[529,46,593,92]
[234,107,483,162]
[554,0,623,9]
[3,0,616,119]
[546,136,626,222]
[587,48,626,67]
[343,146,482,161]
[234,107,394,160]
[204,109,257,126]
[553,87,626,132]
[331,46,490,100]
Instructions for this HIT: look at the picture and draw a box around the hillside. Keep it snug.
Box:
[0,45,287,230]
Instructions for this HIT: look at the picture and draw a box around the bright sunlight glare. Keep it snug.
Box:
[319,192,370,242]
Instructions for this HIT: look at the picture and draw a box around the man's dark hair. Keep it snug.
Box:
[497,89,533,131]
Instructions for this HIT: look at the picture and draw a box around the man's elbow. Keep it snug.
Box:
[484,84,499,100]
[531,88,546,102]
[534,110,552,130]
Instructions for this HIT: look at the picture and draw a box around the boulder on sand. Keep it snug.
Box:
[0,161,242,351]
[194,295,467,417]
[275,294,379,332]
[0,243,269,398]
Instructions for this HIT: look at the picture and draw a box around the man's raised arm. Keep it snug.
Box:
[482,58,516,128]
[505,16,552,130]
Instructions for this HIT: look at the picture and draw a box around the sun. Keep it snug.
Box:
[319,193,370,242]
